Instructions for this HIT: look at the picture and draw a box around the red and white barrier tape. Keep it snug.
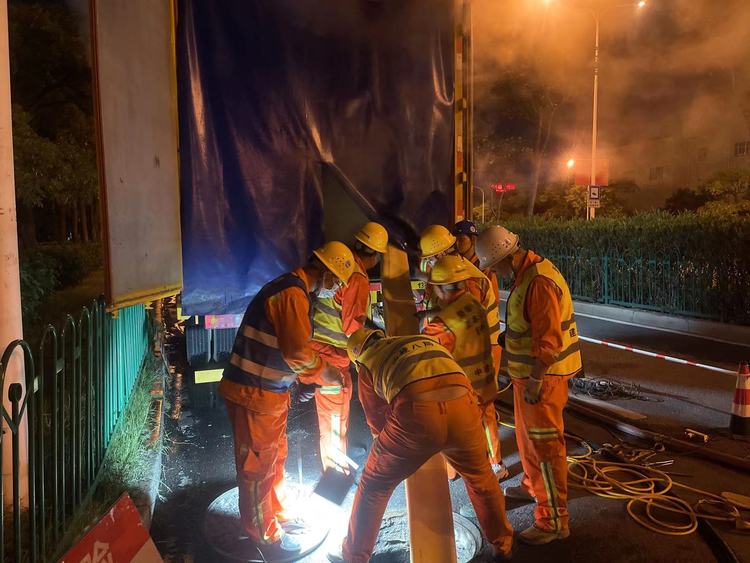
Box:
[499,321,737,376]
[578,335,736,375]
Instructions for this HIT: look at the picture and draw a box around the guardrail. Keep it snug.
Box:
[0,300,149,562]
[500,255,749,324]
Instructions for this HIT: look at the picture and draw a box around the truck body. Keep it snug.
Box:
[173,0,472,372]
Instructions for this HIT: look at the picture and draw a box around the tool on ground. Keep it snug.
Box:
[684,428,710,443]
[730,361,750,440]
[312,450,359,506]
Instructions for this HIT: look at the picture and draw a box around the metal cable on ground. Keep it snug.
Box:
[571,376,664,402]
[494,415,749,537]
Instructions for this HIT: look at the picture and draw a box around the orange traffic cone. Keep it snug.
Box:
[730,361,750,440]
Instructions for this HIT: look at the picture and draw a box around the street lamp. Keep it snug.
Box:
[587,1,648,219]
[567,158,576,169]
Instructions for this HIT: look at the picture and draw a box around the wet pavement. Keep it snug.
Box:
[150,310,750,562]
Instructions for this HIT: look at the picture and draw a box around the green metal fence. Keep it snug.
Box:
[529,255,749,323]
[0,299,149,562]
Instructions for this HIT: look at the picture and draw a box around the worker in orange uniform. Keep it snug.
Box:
[452,220,503,374]
[423,254,508,481]
[417,224,459,311]
[218,241,355,557]
[335,329,514,563]
[309,222,389,469]
[476,225,583,546]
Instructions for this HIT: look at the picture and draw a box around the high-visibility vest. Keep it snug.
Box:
[357,336,465,403]
[439,293,497,402]
[312,261,367,348]
[500,258,582,379]
[222,273,312,392]
[468,252,502,350]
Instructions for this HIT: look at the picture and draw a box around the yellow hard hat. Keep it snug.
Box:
[429,254,487,285]
[355,222,389,254]
[313,241,355,285]
[420,225,457,258]
[347,327,384,363]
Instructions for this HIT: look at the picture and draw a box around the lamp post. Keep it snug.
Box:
[542,1,648,219]
[588,1,648,220]
[473,186,485,224]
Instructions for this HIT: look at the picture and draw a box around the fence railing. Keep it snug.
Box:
[0,300,149,563]
[507,255,750,324]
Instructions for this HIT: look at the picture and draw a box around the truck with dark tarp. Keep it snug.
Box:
[90,0,473,376]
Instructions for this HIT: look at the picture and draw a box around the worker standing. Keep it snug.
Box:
[335,329,514,563]
[218,241,355,556]
[452,220,503,374]
[309,222,389,470]
[476,226,583,546]
[423,255,508,481]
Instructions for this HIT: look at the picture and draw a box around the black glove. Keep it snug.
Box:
[297,383,319,403]
[497,331,506,349]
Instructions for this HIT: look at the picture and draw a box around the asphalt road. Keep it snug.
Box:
[151,306,750,562]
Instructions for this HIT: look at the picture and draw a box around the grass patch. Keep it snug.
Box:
[53,352,164,559]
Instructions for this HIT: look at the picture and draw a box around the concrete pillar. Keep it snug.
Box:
[0,0,29,505]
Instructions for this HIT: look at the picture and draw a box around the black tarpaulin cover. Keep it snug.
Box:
[178,0,456,315]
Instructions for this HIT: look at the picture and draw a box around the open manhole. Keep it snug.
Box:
[203,486,329,562]
[371,510,482,563]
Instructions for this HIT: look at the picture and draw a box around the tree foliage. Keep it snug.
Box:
[9,0,98,245]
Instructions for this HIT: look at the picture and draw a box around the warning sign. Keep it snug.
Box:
[59,493,162,563]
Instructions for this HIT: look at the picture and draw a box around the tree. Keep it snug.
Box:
[8,0,99,245]
[474,68,572,218]
[704,169,750,203]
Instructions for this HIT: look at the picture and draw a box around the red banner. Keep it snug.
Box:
[59,493,162,563]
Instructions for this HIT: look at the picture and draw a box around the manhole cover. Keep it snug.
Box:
[204,487,328,562]
[371,511,481,563]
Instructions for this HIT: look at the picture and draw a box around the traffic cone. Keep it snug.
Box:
[730,361,750,440]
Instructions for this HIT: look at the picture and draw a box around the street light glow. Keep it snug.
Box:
[637,1,647,8]
[567,158,575,169]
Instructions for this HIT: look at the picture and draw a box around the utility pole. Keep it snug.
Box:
[0,0,28,505]
[588,12,600,221]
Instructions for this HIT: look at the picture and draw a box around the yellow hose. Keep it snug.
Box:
[495,415,746,536]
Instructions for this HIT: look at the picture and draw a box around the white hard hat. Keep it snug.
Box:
[475,226,520,269]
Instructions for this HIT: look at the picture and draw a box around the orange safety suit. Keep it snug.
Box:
[218,268,326,545]
[506,250,581,533]
[343,336,513,563]
[424,290,503,474]
[311,254,370,468]
[466,250,503,372]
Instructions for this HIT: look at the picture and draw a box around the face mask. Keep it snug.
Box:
[317,287,338,299]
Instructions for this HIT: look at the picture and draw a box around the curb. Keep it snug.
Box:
[498,290,750,347]
[133,357,166,530]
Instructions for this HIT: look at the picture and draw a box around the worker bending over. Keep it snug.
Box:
[423,254,508,481]
[417,224,459,310]
[476,226,582,546]
[310,222,389,469]
[338,329,514,562]
[218,241,355,556]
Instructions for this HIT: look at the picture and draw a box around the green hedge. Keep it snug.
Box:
[19,243,103,315]
[481,212,750,324]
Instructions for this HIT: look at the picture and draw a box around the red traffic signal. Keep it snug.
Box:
[490,182,516,193]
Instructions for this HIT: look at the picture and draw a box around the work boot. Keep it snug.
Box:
[257,532,303,557]
[503,485,535,503]
[492,462,510,482]
[519,524,570,546]
[280,516,309,534]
